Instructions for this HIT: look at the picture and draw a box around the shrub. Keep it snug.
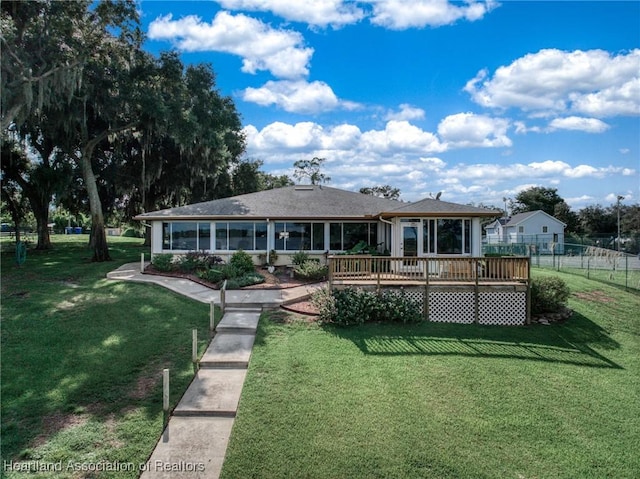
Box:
[230,249,255,275]
[198,264,241,284]
[291,251,310,266]
[312,287,337,323]
[152,253,175,272]
[178,252,223,273]
[293,261,328,281]
[313,287,423,326]
[531,276,570,314]
[225,273,265,289]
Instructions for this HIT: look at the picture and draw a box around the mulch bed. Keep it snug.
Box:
[143,264,315,290]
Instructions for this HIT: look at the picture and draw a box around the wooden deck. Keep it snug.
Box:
[328,256,531,325]
[328,255,530,286]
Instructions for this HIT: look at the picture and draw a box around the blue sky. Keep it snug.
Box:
[139,0,639,210]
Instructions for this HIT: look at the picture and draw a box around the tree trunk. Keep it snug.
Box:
[79,150,111,262]
[33,209,51,250]
[32,201,52,250]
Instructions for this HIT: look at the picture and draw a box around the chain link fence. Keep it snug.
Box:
[484,242,640,291]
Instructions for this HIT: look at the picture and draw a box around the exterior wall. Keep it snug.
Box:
[151,216,485,261]
[485,213,565,254]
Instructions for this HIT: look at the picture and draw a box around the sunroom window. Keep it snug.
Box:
[162,222,210,251]
[274,222,325,251]
[329,222,378,251]
[215,222,268,251]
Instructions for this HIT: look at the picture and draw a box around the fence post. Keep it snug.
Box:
[220,280,227,315]
[192,329,198,367]
[210,300,216,334]
[163,368,170,425]
[140,253,145,273]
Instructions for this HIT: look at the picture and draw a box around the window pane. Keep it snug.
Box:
[285,223,310,251]
[437,219,462,254]
[369,224,378,248]
[163,223,171,250]
[199,223,211,250]
[329,223,342,250]
[255,222,268,250]
[464,220,470,254]
[229,222,254,250]
[215,223,228,250]
[274,222,286,251]
[343,223,368,250]
[313,223,325,250]
[428,220,436,254]
[172,222,198,250]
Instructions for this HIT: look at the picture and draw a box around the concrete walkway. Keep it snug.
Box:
[106,263,322,478]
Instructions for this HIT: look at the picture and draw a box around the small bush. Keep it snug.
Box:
[198,264,241,284]
[230,249,255,275]
[531,276,570,314]
[225,273,265,289]
[152,253,175,272]
[178,252,223,273]
[312,287,337,323]
[313,287,423,326]
[293,261,328,281]
[291,251,310,265]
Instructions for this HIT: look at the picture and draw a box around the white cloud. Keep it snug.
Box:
[369,0,499,30]
[243,119,637,204]
[242,80,361,113]
[360,120,445,154]
[384,104,426,121]
[465,48,640,118]
[148,11,313,78]
[547,116,610,133]
[215,0,366,28]
[243,121,325,152]
[437,113,512,148]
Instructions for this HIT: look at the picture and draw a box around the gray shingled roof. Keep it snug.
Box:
[385,197,501,217]
[135,185,501,220]
[503,210,566,226]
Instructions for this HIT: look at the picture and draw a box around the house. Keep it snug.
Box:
[136,186,534,326]
[135,185,502,264]
[484,210,566,254]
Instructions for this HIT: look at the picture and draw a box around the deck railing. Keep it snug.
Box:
[328,255,530,286]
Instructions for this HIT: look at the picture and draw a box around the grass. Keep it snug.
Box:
[1,235,215,478]
[222,270,640,479]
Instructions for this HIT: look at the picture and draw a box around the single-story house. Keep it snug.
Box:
[135,185,502,264]
[484,210,566,254]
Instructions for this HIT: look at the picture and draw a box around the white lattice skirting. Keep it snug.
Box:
[375,286,528,326]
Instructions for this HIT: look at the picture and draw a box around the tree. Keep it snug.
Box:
[2,0,144,261]
[293,157,330,185]
[1,134,71,249]
[510,186,567,216]
[0,178,29,244]
[553,201,580,234]
[578,205,616,236]
[360,185,401,200]
[1,0,85,130]
[260,172,294,190]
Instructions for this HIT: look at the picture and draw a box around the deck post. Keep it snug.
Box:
[526,257,532,325]
[474,258,479,324]
[423,258,430,321]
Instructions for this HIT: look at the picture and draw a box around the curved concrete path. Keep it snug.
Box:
[106,263,322,478]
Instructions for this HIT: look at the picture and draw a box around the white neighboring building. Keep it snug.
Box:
[485,210,566,254]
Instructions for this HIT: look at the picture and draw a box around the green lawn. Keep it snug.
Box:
[1,236,215,478]
[222,270,640,479]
